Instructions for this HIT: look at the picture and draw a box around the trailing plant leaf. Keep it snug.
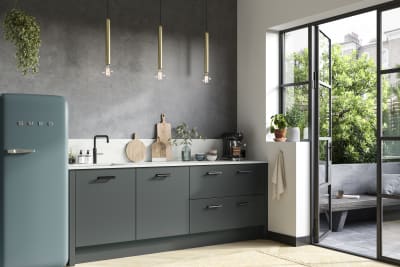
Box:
[3,8,41,75]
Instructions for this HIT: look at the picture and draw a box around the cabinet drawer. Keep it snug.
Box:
[190,164,266,199]
[190,195,265,234]
[136,167,190,240]
[75,169,135,247]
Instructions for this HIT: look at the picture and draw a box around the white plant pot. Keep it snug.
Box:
[287,127,300,142]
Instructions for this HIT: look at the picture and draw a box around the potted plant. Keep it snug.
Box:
[285,107,304,142]
[3,8,41,75]
[173,123,202,161]
[270,114,288,141]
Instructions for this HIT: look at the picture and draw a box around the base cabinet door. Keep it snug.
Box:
[75,169,135,247]
[190,195,265,234]
[136,167,190,240]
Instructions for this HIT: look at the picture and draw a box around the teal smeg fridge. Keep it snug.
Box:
[0,94,68,267]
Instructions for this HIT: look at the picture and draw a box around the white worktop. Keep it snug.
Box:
[69,160,267,170]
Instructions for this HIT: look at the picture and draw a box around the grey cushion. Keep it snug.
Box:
[367,174,400,195]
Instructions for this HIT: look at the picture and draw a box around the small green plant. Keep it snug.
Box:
[270,114,288,133]
[3,8,41,75]
[285,107,304,128]
[173,123,202,146]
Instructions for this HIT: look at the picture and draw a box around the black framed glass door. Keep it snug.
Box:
[377,5,400,265]
[313,28,333,243]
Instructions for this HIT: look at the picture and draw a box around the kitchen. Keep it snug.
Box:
[0,0,398,267]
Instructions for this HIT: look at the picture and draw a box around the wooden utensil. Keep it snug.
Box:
[125,133,146,162]
[152,137,167,162]
[156,113,173,160]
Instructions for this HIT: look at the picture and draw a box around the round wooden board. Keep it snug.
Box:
[125,139,146,162]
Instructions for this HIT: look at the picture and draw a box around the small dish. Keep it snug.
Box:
[206,154,218,161]
[195,153,206,161]
[208,149,218,155]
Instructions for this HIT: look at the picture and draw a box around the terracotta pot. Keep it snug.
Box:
[274,128,287,139]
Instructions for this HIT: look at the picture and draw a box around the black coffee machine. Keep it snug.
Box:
[222,132,245,161]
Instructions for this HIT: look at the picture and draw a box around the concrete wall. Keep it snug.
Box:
[0,0,237,139]
[237,0,392,161]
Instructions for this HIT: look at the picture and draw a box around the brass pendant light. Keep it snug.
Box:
[202,0,211,84]
[104,0,112,77]
[156,0,165,80]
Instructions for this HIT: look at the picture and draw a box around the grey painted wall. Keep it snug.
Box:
[0,0,237,138]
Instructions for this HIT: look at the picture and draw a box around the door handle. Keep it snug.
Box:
[155,173,171,179]
[237,201,249,206]
[237,170,253,174]
[5,149,36,155]
[206,204,223,209]
[206,171,223,176]
[96,176,116,182]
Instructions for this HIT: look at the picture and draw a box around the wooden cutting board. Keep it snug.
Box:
[152,137,167,162]
[157,113,172,143]
[156,113,173,160]
[125,134,146,162]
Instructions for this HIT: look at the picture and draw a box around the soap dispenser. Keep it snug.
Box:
[78,150,85,164]
[86,150,93,164]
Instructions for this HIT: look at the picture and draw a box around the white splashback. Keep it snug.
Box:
[69,139,222,163]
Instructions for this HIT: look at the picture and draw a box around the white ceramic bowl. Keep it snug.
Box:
[206,154,218,161]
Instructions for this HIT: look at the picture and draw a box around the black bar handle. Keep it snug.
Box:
[237,201,249,206]
[206,204,223,209]
[237,170,253,174]
[155,173,171,178]
[206,171,223,176]
[96,176,116,181]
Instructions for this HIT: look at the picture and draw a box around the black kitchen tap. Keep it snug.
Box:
[93,135,109,164]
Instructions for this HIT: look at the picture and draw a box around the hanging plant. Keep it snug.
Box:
[3,8,41,75]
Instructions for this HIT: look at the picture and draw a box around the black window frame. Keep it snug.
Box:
[278,1,400,266]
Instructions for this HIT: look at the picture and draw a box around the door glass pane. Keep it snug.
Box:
[382,74,400,137]
[382,7,400,70]
[382,198,400,260]
[284,28,308,84]
[319,184,331,237]
[319,140,329,184]
[319,86,330,137]
[319,32,330,84]
[382,140,400,196]
[284,85,309,138]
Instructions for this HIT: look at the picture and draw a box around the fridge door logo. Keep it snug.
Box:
[16,121,54,127]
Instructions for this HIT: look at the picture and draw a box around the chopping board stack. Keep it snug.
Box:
[153,113,173,161]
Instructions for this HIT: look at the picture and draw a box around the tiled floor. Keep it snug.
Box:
[319,219,400,260]
[320,220,377,258]
[76,240,397,267]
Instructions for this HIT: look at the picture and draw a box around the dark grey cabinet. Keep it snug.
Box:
[136,167,190,240]
[75,169,135,247]
[190,195,265,234]
[190,164,266,199]
[69,162,267,265]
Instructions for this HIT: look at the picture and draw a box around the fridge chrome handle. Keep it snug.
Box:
[5,149,36,155]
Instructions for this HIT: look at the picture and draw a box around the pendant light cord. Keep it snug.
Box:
[106,0,110,19]
[159,0,162,25]
[204,0,208,31]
